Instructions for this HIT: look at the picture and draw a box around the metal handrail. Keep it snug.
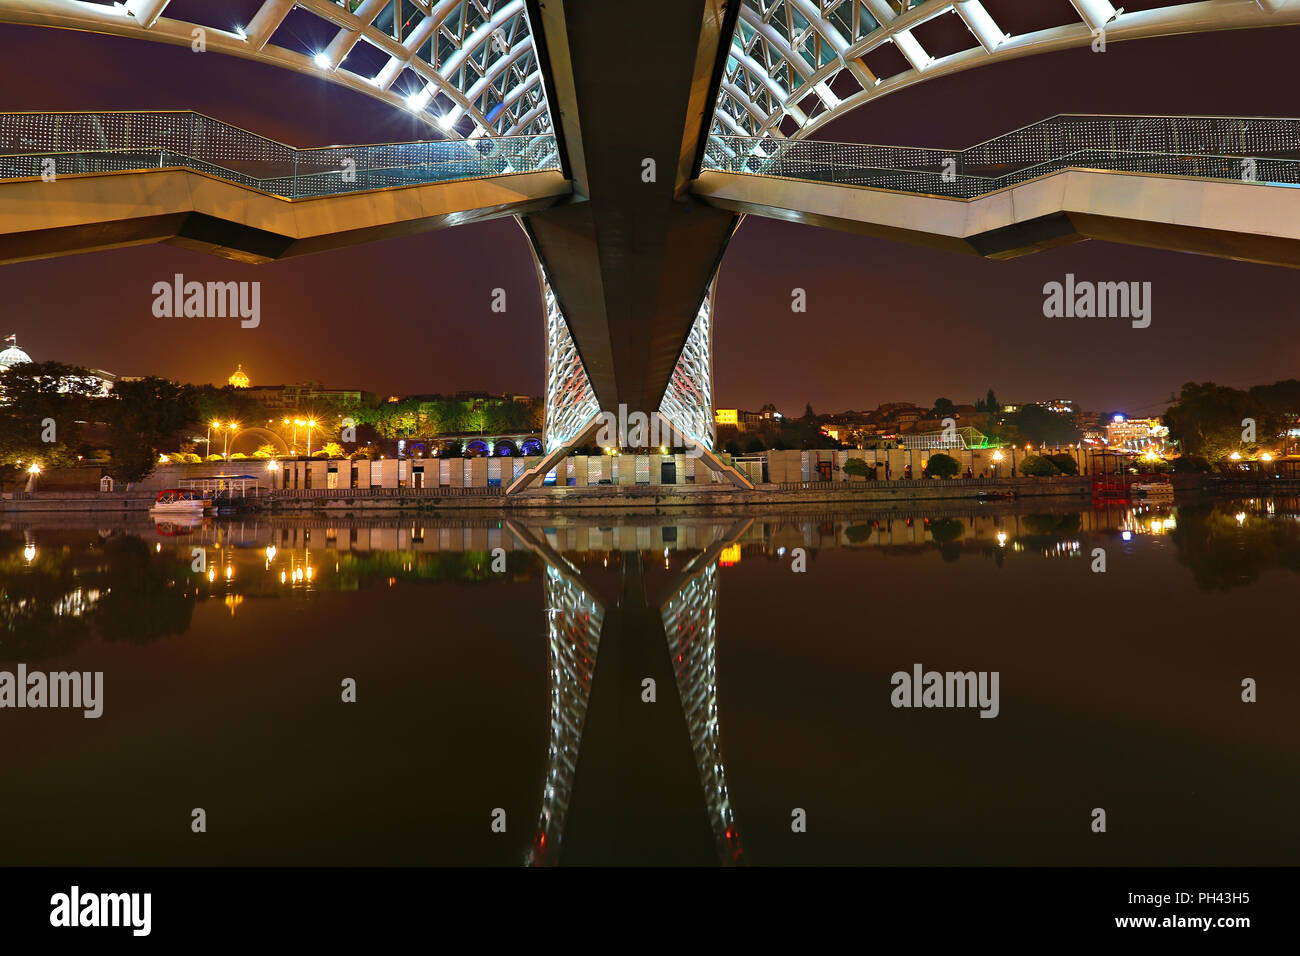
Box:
[0,109,560,199]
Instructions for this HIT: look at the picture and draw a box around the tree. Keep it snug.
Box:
[1018,454,1059,477]
[0,361,101,482]
[802,402,816,422]
[1047,452,1079,475]
[932,397,956,419]
[744,437,766,453]
[923,453,960,479]
[1010,404,1081,446]
[1173,454,1211,473]
[319,441,345,458]
[103,378,199,483]
[1164,381,1279,461]
[843,458,875,480]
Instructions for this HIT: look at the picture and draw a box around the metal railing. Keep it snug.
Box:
[779,476,1087,491]
[705,114,1300,198]
[0,110,560,198]
[271,486,504,498]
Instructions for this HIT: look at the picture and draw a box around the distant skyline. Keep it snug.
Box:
[1,23,1299,416]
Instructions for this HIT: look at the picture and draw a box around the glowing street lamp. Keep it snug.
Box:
[206,420,221,458]
[25,462,40,493]
[306,419,317,457]
[222,422,239,460]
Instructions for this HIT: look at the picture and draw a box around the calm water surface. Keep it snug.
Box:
[2,499,1298,866]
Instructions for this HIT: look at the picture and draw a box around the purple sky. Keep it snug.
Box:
[1,20,1299,417]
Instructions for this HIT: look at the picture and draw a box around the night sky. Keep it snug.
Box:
[1,19,1299,418]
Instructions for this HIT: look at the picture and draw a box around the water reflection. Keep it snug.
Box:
[3,498,1299,865]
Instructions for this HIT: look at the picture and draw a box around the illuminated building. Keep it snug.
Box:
[228,364,251,388]
[1107,415,1169,449]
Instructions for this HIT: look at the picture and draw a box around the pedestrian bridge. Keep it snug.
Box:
[695,114,1300,268]
[0,110,568,263]
[6,111,1300,267]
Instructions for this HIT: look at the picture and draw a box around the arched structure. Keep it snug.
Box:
[5,0,1300,493]
[711,0,1300,141]
[0,0,555,139]
[228,426,289,457]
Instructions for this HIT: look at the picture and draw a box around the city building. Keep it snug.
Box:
[243,382,375,411]
[228,364,251,388]
[715,404,782,433]
[897,426,994,451]
[1039,399,1075,414]
[1107,415,1169,449]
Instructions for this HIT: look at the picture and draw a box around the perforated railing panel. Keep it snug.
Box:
[704,115,1300,199]
[0,110,559,198]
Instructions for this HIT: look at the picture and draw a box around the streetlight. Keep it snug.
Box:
[207,420,220,458]
[294,419,306,456]
[25,462,40,493]
[222,422,239,460]
[306,419,317,457]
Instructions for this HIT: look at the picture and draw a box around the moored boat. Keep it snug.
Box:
[149,488,208,516]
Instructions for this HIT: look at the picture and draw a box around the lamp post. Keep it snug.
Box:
[206,420,220,458]
[25,462,40,493]
[294,419,305,456]
[222,422,239,460]
[306,420,317,457]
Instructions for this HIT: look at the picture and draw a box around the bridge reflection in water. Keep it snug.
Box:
[510,518,750,866]
[7,500,1228,865]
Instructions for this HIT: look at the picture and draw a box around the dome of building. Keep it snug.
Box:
[228,363,250,388]
[0,335,32,371]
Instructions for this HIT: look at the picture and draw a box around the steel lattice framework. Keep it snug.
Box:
[657,285,717,453]
[0,0,553,138]
[713,0,1300,141]
[539,264,600,453]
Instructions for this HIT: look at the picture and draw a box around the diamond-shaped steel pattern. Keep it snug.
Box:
[712,1,1295,143]
[541,268,601,453]
[657,286,716,452]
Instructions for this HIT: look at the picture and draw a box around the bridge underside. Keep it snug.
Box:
[3,0,1300,490]
[0,168,568,265]
[521,0,739,453]
[693,168,1300,270]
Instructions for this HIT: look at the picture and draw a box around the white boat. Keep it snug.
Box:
[149,488,208,516]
